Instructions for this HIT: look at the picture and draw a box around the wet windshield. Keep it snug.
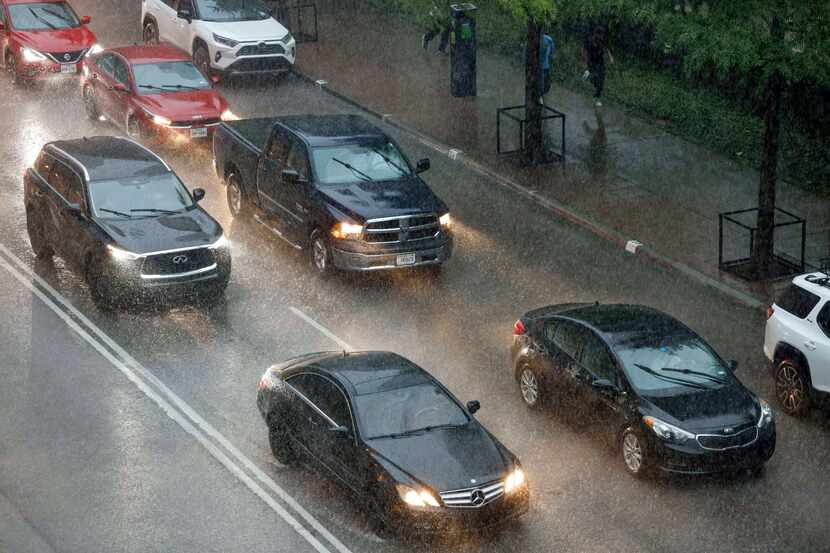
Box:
[195,0,271,22]
[617,333,733,393]
[88,174,195,218]
[355,383,469,439]
[132,62,211,94]
[8,2,80,30]
[312,142,412,184]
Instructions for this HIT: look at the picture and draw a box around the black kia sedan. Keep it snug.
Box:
[510,304,776,477]
[24,136,231,308]
[256,351,529,536]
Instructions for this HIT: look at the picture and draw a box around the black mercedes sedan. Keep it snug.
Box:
[24,136,231,308]
[510,304,776,478]
[256,351,529,536]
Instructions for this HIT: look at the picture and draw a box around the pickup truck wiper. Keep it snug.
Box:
[99,208,133,218]
[130,208,179,214]
[29,7,57,29]
[632,364,708,390]
[369,148,408,176]
[660,367,727,385]
[331,157,373,182]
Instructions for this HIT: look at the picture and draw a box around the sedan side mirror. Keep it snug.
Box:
[415,158,430,174]
[728,360,738,372]
[81,15,91,24]
[466,400,480,414]
[192,188,206,202]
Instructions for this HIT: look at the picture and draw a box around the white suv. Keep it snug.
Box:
[764,271,830,416]
[141,0,296,79]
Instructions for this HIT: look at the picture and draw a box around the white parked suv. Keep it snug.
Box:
[764,271,830,416]
[140,0,296,79]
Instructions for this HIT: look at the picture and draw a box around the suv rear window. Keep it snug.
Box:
[776,284,821,319]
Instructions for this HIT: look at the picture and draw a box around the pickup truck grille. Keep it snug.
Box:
[364,214,439,245]
[439,480,504,508]
[238,43,286,56]
[141,248,214,276]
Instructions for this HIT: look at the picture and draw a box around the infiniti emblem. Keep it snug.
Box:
[64,53,71,61]
[470,489,485,506]
[172,255,189,264]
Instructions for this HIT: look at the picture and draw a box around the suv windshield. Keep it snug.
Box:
[8,2,80,30]
[616,332,733,393]
[88,173,195,218]
[312,142,412,184]
[132,61,211,95]
[355,383,469,439]
[195,0,271,22]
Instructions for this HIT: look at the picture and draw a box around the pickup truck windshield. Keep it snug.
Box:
[133,62,211,95]
[196,0,271,22]
[312,142,412,185]
[89,174,195,218]
[8,2,80,30]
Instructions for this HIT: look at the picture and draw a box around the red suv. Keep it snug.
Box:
[82,43,236,145]
[1,0,98,85]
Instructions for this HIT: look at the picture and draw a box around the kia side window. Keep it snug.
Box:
[112,57,130,88]
[543,319,557,343]
[284,141,310,181]
[96,54,115,79]
[817,303,830,340]
[579,332,618,384]
[287,374,348,428]
[553,320,583,360]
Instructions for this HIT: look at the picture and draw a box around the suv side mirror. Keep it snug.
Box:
[81,15,91,25]
[466,400,480,414]
[67,202,82,213]
[329,425,352,439]
[415,158,430,174]
[728,360,738,372]
[177,8,192,21]
[192,188,206,202]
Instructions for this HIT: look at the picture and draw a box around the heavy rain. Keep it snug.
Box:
[1,0,829,552]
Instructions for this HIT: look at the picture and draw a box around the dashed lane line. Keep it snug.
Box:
[289,307,354,351]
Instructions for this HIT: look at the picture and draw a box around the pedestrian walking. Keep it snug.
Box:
[538,32,555,104]
[581,23,614,106]
[422,0,451,54]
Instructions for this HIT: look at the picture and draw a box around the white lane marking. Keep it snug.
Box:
[289,307,354,351]
[448,148,463,160]
[625,240,642,254]
[0,244,354,553]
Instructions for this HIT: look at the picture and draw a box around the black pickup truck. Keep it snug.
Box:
[212,114,453,275]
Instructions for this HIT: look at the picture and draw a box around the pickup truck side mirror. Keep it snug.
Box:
[81,15,91,25]
[282,169,307,184]
[192,188,206,202]
[466,400,480,414]
[177,8,192,22]
[415,158,430,174]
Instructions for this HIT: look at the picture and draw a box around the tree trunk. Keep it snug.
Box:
[524,18,544,165]
[752,18,784,278]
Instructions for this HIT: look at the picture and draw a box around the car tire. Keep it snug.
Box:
[6,53,21,86]
[85,258,114,312]
[193,44,211,79]
[83,85,99,121]
[26,208,53,260]
[226,172,249,218]
[621,427,650,478]
[517,363,543,409]
[310,229,335,277]
[126,115,143,141]
[142,20,159,44]
[268,422,297,466]
[774,358,811,416]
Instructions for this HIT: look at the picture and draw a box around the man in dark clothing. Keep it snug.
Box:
[422,0,451,54]
[582,24,614,106]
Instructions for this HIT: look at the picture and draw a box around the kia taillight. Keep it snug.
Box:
[766,305,774,320]
[513,319,526,335]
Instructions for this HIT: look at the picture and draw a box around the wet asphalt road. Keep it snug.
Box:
[2,2,830,552]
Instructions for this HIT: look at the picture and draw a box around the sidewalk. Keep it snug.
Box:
[294,3,830,304]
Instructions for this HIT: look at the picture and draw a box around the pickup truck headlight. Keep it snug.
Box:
[213,34,238,48]
[439,213,451,228]
[21,47,48,63]
[644,416,695,444]
[331,222,363,240]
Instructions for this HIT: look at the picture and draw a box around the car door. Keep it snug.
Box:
[547,319,587,403]
[90,53,121,121]
[279,138,314,242]
[577,330,628,426]
[47,160,89,270]
[0,3,9,68]
[169,0,194,50]
[151,0,178,44]
[256,130,293,227]
[108,55,134,129]
[810,301,830,392]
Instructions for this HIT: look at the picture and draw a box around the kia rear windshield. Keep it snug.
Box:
[8,2,80,30]
[196,0,270,22]
[133,62,211,95]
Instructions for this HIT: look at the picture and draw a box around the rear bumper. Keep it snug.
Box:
[331,240,452,271]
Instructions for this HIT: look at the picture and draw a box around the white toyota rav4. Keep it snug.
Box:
[141,0,296,79]
[764,271,830,416]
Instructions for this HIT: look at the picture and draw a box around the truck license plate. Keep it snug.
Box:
[60,64,77,74]
[396,253,416,266]
[190,127,208,138]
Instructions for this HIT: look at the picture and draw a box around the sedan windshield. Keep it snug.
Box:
[88,174,195,218]
[355,383,469,439]
[312,142,412,184]
[616,333,734,393]
[8,2,80,30]
[195,0,271,22]
[132,61,211,95]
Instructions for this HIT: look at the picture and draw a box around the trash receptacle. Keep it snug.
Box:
[450,3,477,97]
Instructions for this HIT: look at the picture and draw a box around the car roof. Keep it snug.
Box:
[792,272,830,298]
[6,0,66,5]
[109,43,191,64]
[297,351,435,396]
[276,115,388,147]
[45,136,170,182]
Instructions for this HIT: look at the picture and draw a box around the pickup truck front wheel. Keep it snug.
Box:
[226,172,249,218]
[311,229,334,277]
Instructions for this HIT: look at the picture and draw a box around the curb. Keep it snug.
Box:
[291,69,764,311]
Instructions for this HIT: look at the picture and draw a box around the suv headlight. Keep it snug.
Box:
[504,466,526,494]
[757,399,774,427]
[21,47,48,63]
[213,34,238,48]
[396,484,440,508]
[107,244,142,261]
[208,234,230,250]
[439,213,451,228]
[331,222,363,240]
[644,416,695,444]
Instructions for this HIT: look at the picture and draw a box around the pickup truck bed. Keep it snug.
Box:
[221,118,276,153]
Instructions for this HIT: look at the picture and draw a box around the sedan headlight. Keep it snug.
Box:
[86,44,104,57]
[21,47,48,63]
[504,466,526,494]
[331,222,363,240]
[644,416,695,444]
[107,244,142,261]
[396,484,440,508]
[757,399,774,427]
[220,109,239,122]
[213,34,238,48]
[141,107,171,127]
[439,213,451,228]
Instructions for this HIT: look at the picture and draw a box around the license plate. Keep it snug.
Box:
[190,127,208,138]
[396,253,416,266]
[60,63,77,74]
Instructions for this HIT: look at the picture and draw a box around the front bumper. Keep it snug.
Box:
[143,120,221,145]
[652,424,776,475]
[210,40,296,75]
[18,58,85,80]
[331,239,453,272]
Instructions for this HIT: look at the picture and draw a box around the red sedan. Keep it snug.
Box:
[81,43,236,145]
[1,0,98,85]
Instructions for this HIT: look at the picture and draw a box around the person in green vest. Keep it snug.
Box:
[421,0,452,54]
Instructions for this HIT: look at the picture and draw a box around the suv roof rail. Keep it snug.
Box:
[805,260,830,288]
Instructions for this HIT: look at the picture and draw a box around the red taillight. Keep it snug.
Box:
[766,305,774,320]
[513,319,526,335]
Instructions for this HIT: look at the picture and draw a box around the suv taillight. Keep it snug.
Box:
[513,319,526,336]
[766,305,774,320]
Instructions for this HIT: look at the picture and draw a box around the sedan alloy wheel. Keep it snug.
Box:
[622,429,646,477]
[519,366,541,408]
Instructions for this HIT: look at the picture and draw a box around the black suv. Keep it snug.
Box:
[511,303,776,477]
[24,136,231,308]
[213,114,453,275]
